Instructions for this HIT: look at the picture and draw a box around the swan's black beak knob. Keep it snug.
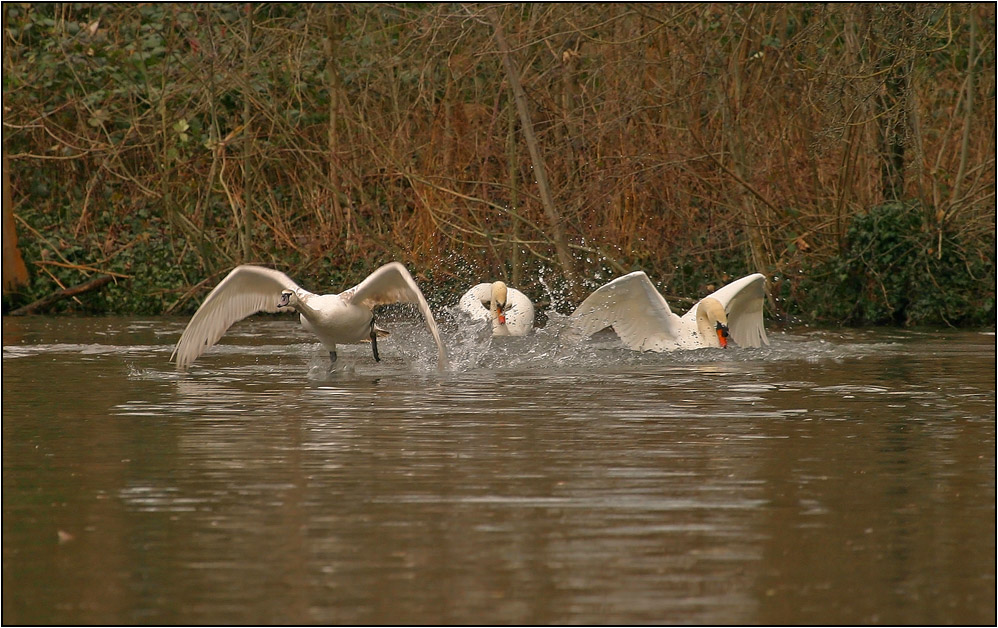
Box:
[715,322,730,348]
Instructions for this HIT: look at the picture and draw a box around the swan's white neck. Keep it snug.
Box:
[490,281,509,325]
[288,289,319,320]
[696,297,727,346]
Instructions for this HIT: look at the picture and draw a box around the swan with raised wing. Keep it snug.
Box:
[457,281,535,336]
[172,262,449,369]
[566,271,768,351]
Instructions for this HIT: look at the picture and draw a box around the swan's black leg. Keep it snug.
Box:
[370,317,381,362]
[329,350,337,364]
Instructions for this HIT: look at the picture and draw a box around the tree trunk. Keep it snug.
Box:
[324,4,348,237]
[8,275,113,316]
[2,150,29,293]
[875,7,910,203]
[488,8,577,290]
[507,102,521,287]
[240,2,254,262]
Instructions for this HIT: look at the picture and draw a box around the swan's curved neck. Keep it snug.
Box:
[490,282,508,308]
[696,297,727,344]
[291,290,319,320]
[489,281,509,324]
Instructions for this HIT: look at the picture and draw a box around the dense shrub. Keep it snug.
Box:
[797,202,995,327]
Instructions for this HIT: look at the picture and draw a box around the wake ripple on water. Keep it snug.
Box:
[3,342,168,359]
[3,314,906,378]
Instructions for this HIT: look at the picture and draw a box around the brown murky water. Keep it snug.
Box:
[2,316,995,625]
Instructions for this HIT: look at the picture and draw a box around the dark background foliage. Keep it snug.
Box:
[3,3,994,326]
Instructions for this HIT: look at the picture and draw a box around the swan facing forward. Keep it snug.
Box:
[458,281,535,336]
[172,262,449,370]
[567,272,768,351]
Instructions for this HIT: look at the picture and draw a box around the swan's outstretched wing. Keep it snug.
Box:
[343,262,449,369]
[703,273,769,348]
[567,271,680,351]
[457,283,493,321]
[172,265,299,370]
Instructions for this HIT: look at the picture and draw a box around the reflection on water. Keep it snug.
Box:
[2,316,995,625]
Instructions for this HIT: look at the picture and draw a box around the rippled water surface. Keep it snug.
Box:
[3,315,995,625]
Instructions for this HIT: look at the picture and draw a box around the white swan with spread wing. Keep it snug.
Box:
[566,271,768,351]
[172,262,449,369]
[458,281,535,336]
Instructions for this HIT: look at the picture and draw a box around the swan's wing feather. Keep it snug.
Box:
[568,271,679,351]
[172,265,299,369]
[507,287,535,326]
[457,283,493,321]
[705,273,769,348]
[343,262,449,369]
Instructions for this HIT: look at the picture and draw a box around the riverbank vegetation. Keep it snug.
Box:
[3,3,994,326]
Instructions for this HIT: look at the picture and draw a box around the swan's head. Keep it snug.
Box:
[714,321,730,348]
[491,281,509,325]
[697,297,730,348]
[277,289,296,309]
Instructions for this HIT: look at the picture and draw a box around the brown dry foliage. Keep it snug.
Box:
[3,3,994,317]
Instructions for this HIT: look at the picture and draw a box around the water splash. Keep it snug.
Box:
[5,315,910,379]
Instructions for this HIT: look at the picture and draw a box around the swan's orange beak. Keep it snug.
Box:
[716,323,729,348]
[497,305,506,325]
